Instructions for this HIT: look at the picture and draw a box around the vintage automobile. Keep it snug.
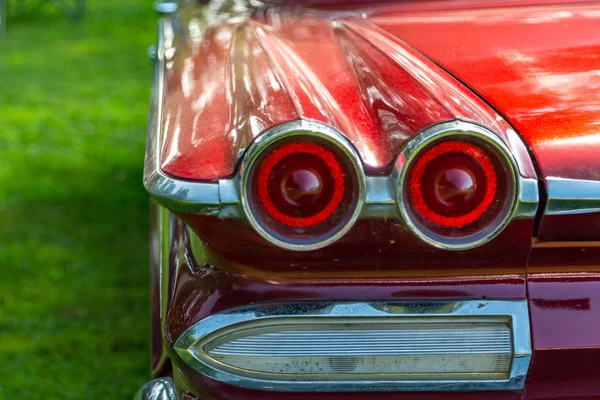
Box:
[135,0,600,398]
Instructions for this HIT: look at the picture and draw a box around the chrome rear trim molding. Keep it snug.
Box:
[545,177,600,215]
[174,300,532,392]
[365,175,395,204]
[516,177,540,218]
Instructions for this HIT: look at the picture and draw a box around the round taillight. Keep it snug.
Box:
[398,123,518,250]
[257,143,345,228]
[241,121,365,251]
[409,141,497,228]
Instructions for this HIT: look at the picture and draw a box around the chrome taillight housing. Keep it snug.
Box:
[396,121,519,250]
[240,120,366,251]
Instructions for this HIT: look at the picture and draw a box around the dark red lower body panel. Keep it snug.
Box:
[160,221,600,399]
[525,247,600,400]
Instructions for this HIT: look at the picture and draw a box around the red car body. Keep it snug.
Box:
[137,0,600,399]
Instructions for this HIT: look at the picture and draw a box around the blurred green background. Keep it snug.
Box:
[0,1,155,398]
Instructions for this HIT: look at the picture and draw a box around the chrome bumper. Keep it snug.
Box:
[134,377,176,400]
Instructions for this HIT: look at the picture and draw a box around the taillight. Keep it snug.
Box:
[257,142,345,228]
[397,122,518,250]
[241,121,365,251]
[409,141,497,228]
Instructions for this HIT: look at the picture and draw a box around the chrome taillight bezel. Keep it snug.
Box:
[239,119,367,251]
[394,121,520,250]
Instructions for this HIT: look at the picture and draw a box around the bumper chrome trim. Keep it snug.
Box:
[134,377,176,400]
[174,300,532,392]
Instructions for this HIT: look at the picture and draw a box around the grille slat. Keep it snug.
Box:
[206,323,512,371]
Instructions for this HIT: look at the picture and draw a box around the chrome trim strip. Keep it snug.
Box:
[218,177,241,204]
[174,300,532,392]
[362,175,397,218]
[516,177,540,218]
[146,175,220,215]
[147,18,176,377]
[545,177,600,215]
[365,175,395,204]
[133,377,176,400]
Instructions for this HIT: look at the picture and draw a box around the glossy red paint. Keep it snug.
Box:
[158,2,538,338]
[159,1,536,181]
[155,5,540,398]
[525,242,600,399]
[149,0,600,399]
[163,217,526,398]
[370,2,600,240]
[164,217,600,399]
[181,214,531,283]
[536,213,600,242]
[374,1,600,181]
[525,349,600,400]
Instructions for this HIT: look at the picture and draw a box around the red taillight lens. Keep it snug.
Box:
[257,143,345,228]
[408,141,497,228]
[243,125,364,251]
[401,133,516,248]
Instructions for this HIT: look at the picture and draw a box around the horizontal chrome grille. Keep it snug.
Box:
[205,322,512,377]
[210,325,512,356]
[174,301,531,392]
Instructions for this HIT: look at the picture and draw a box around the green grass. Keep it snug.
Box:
[0,2,155,398]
